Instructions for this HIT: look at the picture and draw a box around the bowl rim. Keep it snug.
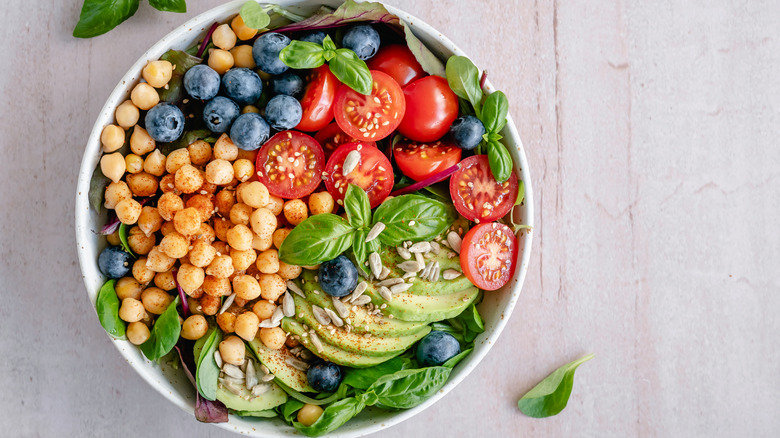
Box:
[74,1,535,436]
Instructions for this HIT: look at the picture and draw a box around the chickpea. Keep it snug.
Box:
[115,277,143,300]
[255,249,279,274]
[125,154,144,174]
[160,221,176,236]
[119,298,146,322]
[230,44,255,68]
[199,179,218,195]
[187,297,202,315]
[106,229,121,246]
[188,140,212,165]
[297,404,324,427]
[115,198,142,224]
[219,335,245,365]
[136,206,162,237]
[101,124,125,153]
[166,148,191,174]
[250,207,277,241]
[174,207,202,236]
[232,275,262,301]
[242,105,260,114]
[283,199,308,226]
[199,294,221,315]
[100,152,126,183]
[154,270,176,291]
[104,181,132,209]
[258,273,286,302]
[157,192,184,221]
[181,315,208,340]
[205,159,234,185]
[159,173,176,194]
[126,172,159,197]
[213,134,239,161]
[252,301,276,320]
[146,246,176,273]
[231,15,258,40]
[215,189,236,215]
[273,228,292,250]
[309,192,335,215]
[213,217,231,242]
[229,203,252,226]
[197,223,216,243]
[234,311,259,341]
[143,60,173,88]
[212,24,237,50]
[115,100,140,129]
[158,232,188,259]
[127,226,155,255]
[175,164,204,194]
[143,149,167,177]
[266,195,284,216]
[124,321,150,345]
[226,224,252,251]
[130,126,156,155]
[212,240,230,255]
[141,287,172,315]
[189,239,217,267]
[133,258,155,283]
[259,327,286,350]
[206,255,235,279]
[277,262,302,280]
[230,248,257,271]
[130,82,159,110]
[253,233,273,252]
[208,49,234,74]
[182,195,212,223]
[178,264,205,295]
[232,159,254,182]
[216,311,237,333]
[203,275,231,297]
[243,182,269,208]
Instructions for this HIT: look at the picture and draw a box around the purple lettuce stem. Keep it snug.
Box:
[197,23,220,58]
[171,269,190,318]
[390,163,461,197]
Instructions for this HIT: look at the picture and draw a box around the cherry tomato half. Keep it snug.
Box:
[394,138,462,182]
[449,155,518,223]
[324,142,393,208]
[296,65,339,132]
[314,122,376,159]
[334,70,405,142]
[397,75,459,143]
[366,44,426,87]
[256,130,325,199]
[460,222,518,291]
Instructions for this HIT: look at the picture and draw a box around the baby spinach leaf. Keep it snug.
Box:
[140,297,182,361]
[233,409,278,418]
[240,1,271,29]
[88,165,110,213]
[279,41,326,69]
[372,195,457,246]
[487,140,513,183]
[366,366,452,409]
[442,348,472,369]
[117,223,136,258]
[149,0,186,13]
[343,184,371,228]
[342,357,411,390]
[278,214,356,266]
[96,279,125,338]
[158,50,203,103]
[517,353,594,418]
[446,56,483,116]
[293,397,366,437]
[275,379,344,406]
[481,91,509,134]
[329,49,372,95]
[196,328,222,401]
[73,0,140,38]
[279,399,305,424]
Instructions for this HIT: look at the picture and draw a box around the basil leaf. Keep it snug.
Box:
[279,41,326,69]
[96,279,125,338]
[140,298,182,361]
[343,184,371,228]
[148,0,186,13]
[279,399,305,424]
[442,348,472,369]
[351,230,369,275]
[481,91,509,134]
[516,180,525,205]
[117,223,136,258]
[487,140,513,183]
[329,49,372,95]
[518,354,594,418]
[239,1,271,29]
[367,366,452,409]
[322,35,337,61]
[294,397,365,437]
[158,50,203,103]
[446,56,483,116]
[73,0,140,38]
[342,357,411,390]
[196,328,222,401]
[88,164,110,212]
[278,214,355,265]
[372,195,457,246]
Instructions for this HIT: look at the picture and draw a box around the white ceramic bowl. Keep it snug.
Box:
[75,1,534,436]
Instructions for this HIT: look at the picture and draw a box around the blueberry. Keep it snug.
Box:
[449,115,486,150]
[299,31,327,45]
[264,94,303,131]
[183,64,221,100]
[307,361,342,392]
[98,246,133,279]
[253,32,291,75]
[318,255,358,298]
[416,331,461,366]
[202,97,240,134]
[229,113,270,150]
[145,103,185,142]
[341,25,381,60]
[270,72,304,98]
[221,68,263,105]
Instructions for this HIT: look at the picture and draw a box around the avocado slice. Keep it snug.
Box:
[290,295,430,357]
[365,285,481,322]
[247,338,315,392]
[281,319,407,368]
[378,248,474,297]
[216,382,287,412]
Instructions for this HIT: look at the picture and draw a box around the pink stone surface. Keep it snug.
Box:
[1,0,778,436]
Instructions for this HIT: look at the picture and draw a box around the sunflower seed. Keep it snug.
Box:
[312,305,331,326]
[287,281,305,298]
[220,375,245,386]
[259,318,280,328]
[260,364,270,375]
[352,295,372,306]
[402,271,417,279]
[223,363,245,379]
[323,308,344,327]
[309,332,324,352]
[443,269,462,280]
[415,252,426,270]
[421,261,434,279]
[271,306,285,325]
[300,349,314,361]
[430,241,441,255]
[223,381,243,395]
[369,252,382,278]
[389,282,413,294]
[398,261,422,273]
[377,278,404,287]
[409,242,431,253]
[213,351,223,368]
[219,293,236,314]
[240,360,248,373]
[286,357,310,371]
[252,383,271,396]
[365,222,385,243]
[378,266,391,280]
[396,246,412,260]
[427,262,440,282]
[378,286,393,301]
[404,241,412,248]
[357,267,369,279]
[331,296,350,318]
[447,231,462,253]
[245,359,258,389]
[261,373,276,382]
[342,150,361,175]
[283,292,295,317]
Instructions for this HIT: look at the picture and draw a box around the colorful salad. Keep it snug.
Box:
[88,1,527,435]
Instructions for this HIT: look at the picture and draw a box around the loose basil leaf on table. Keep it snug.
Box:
[196,328,222,401]
[293,397,366,437]
[148,0,186,13]
[365,366,452,409]
[372,195,457,246]
[96,279,125,338]
[88,165,110,213]
[140,297,182,361]
[343,184,371,228]
[329,49,373,95]
[517,353,594,418]
[279,41,326,69]
[239,0,271,29]
[486,140,513,183]
[158,50,203,103]
[446,56,484,116]
[73,0,140,38]
[118,223,136,258]
[278,213,355,266]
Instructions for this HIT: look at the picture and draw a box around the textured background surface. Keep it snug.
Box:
[1,0,778,436]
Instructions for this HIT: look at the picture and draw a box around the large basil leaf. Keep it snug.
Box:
[96,279,125,338]
[158,50,203,103]
[517,354,594,418]
[278,214,356,266]
[140,298,182,361]
[72,0,140,38]
[88,164,110,213]
[343,184,371,228]
[279,41,326,69]
[329,49,372,95]
[196,328,222,401]
[481,91,509,134]
[372,195,457,246]
[239,0,271,29]
[148,0,186,13]
[293,397,366,437]
[366,366,452,409]
[342,357,411,390]
[446,56,483,115]
[487,140,513,183]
